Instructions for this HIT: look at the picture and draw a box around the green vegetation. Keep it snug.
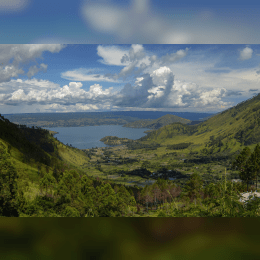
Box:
[2,92,260,217]
[122,114,191,129]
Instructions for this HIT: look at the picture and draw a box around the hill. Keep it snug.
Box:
[139,93,260,156]
[0,114,90,177]
[122,114,192,130]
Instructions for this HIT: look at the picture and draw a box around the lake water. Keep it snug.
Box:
[43,125,151,150]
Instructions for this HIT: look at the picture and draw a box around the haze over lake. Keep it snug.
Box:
[44,125,151,150]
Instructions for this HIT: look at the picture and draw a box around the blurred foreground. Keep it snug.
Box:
[0,218,259,260]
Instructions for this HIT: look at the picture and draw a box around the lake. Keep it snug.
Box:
[43,125,151,149]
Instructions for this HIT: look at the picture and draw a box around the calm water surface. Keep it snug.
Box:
[44,125,151,149]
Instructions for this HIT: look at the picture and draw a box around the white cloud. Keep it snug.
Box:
[0,79,60,99]
[96,44,189,80]
[97,45,129,66]
[114,66,230,112]
[0,0,29,13]
[1,78,119,107]
[160,48,189,64]
[239,47,253,60]
[2,45,259,114]
[27,63,48,79]
[0,65,25,83]
[0,44,66,83]
[0,66,234,113]
[61,68,120,82]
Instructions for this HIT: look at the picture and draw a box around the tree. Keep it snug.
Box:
[185,173,203,204]
[63,206,81,217]
[232,147,251,171]
[116,185,136,216]
[246,144,260,191]
[0,147,19,216]
[151,183,161,210]
[140,186,153,213]
[95,183,122,217]
[39,172,57,196]
[232,147,253,191]
[55,170,81,202]
[53,166,59,182]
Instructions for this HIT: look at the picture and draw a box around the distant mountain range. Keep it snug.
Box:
[2,111,215,128]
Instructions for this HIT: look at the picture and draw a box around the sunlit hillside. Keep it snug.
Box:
[140,93,260,155]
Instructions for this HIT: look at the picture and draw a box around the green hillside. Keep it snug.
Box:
[0,114,180,217]
[122,114,191,130]
[139,93,260,156]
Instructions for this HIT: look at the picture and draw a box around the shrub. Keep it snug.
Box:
[63,206,81,217]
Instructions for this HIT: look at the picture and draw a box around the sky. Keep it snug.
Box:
[0,44,260,114]
[0,0,260,44]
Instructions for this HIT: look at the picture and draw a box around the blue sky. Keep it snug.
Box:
[0,0,260,44]
[0,44,260,114]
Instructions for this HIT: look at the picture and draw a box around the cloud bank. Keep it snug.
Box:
[0,44,66,83]
[0,66,232,113]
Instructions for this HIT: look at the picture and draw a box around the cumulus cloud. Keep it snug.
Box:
[1,66,231,113]
[1,79,117,107]
[239,47,253,60]
[114,66,230,111]
[61,44,189,83]
[95,44,189,80]
[0,65,25,83]
[0,0,29,13]
[0,44,66,83]
[97,45,129,66]
[97,44,146,66]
